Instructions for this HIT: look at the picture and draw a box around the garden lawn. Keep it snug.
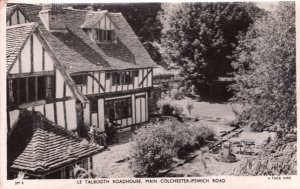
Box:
[92,98,273,177]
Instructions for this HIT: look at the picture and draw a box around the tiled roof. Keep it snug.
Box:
[14,4,157,73]
[6,22,37,72]
[8,110,104,175]
[81,11,107,28]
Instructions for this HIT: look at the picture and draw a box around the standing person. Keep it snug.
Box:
[105,117,113,145]
[88,123,96,143]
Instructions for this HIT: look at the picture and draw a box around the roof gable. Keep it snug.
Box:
[6,4,17,18]
[8,110,103,175]
[81,11,105,28]
[6,4,30,24]
[6,22,88,103]
[6,22,37,72]
[81,11,117,30]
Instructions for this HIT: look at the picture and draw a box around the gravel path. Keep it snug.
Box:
[93,131,134,178]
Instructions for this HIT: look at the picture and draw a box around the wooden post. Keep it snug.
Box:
[89,157,93,170]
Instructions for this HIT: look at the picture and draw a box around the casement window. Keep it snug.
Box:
[95,29,115,43]
[122,71,133,84]
[71,75,87,85]
[104,98,132,120]
[111,72,134,85]
[45,77,53,99]
[134,70,139,77]
[112,72,121,85]
[90,99,98,113]
[105,73,110,79]
[7,76,54,106]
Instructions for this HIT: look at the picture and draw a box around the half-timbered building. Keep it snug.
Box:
[7,3,157,136]
[6,3,157,178]
[6,10,103,179]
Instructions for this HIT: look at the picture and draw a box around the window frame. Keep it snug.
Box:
[71,75,87,86]
[95,29,116,43]
[111,72,121,86]
[7,75,55,107]
[111,71,134,86]
[90,98,98,114]
[104,97,132,120]
[122,71,133,85]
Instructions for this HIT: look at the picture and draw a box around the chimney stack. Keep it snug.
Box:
[39,4,67,32]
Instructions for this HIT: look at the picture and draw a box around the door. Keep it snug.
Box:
[135,95,146,124]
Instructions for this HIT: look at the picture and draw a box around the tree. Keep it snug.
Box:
[159,2,262,94]
[231,2,296,132]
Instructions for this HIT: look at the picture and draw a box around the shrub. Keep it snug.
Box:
[157,97,183,117]
[129,120,215,176]
[129,123,176,177]
[170,88,185,100]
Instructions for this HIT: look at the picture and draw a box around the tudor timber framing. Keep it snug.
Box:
[34,28,87,104]
[7,23,39,74]
[139,69,152,87]
[6,6,30,23]
[73,68,153,95]
[7,71,54,78]
[86,73,105,92]
[85,86,153,99]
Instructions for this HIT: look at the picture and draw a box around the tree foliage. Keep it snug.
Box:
[231,2,296,131]
[159,2,262,89]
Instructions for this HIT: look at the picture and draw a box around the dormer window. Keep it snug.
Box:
[81,11,117,44]
[95,29,115,43]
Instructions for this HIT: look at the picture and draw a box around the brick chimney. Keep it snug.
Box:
[39,4,67,32]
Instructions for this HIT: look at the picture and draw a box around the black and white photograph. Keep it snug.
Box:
[1,0,298,186]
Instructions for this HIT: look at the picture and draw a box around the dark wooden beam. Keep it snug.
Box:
[42,47,45,71]
[43,105,46,117]
[86,87,152,99]
[30,36,34,72]
[90,157,93,170]
[26,77,29,102]
[134,94,136,124]
[16,10,20,24]
[35,76,38,101]
[7,110,10,133]
[54,101,58,123]
[7,71,55,79]
[139,69,152,87]
[151,68,153,86]
[92,73,94,94]
[63,82,66,97]
[63,101,67,129]
[19,54,22,73]
[17,78,20,105]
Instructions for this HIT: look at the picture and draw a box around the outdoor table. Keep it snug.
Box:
[241,140,255,155]
[236,142,243,154]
